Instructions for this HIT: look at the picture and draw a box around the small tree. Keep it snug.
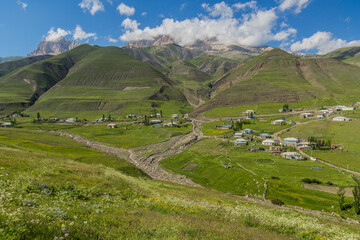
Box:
[10,118,17,125]
[37,112,41,119]
[108,114,112,122]
[144,115,150,126]
[160,110,163,118]
[337,186,345,210]
[282,104,289,112]
[353,177,360,215]
[102,114,105,121]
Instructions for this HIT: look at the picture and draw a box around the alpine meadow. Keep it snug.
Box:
[1,1,360,239]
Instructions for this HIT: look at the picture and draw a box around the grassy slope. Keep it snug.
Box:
[282,118,360,172]
[161,138,357,218]
[1,128,359,239]
[198,48,360,116]
[0,45,97,117]
[324,46,360,67]
[22,46,190,119]
[0,55,53,77]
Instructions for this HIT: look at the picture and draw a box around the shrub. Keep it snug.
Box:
[326,181,334,186]
[301,178,322,184]
[271,199,284,206]
[270,176,280,180]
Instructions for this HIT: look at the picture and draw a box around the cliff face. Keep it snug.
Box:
[28,37,81,56]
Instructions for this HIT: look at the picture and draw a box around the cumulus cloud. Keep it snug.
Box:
[279,0,311,13]
[17,0,28,11]
[117,3,135,16]
[120,6,296,47]
[141,12,147,16]
[121,18,140,31]
[108,37,118,43]
[79,0,104,15]
[290,31,360,54]
[233,1,257,10]
[202,2,233,18]
[73,25,97,41]
[45,27,71,41]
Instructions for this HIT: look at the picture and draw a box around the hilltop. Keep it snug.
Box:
[193,48,360,114]
[324,46,360,67]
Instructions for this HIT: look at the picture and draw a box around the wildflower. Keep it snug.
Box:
[73,216,78,220]
[83,221,87,225]
[69,222,74,226]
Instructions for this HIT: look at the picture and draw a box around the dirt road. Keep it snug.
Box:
[53,120,205,187]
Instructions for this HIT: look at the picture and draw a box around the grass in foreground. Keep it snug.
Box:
[0,129,359,239]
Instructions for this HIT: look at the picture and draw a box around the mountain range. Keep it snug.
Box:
[0,36,360,118]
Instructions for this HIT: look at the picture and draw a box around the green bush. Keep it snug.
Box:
[271,199,284,206]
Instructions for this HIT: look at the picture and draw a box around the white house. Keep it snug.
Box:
[332,116,352,122]
[1,122,13,127]
[150,120,162,124]
[172,114,179,119]
[300,113,314,119]
[107,124,117,129]
[331,106,355,111]
[163,122,179,127]
[244,110,255,115]
[284,137,299,144]
[65,118,77,123]
[156,113,162,118]
[271,119,284,125]
[281,152,306,160]
[234,138,248,145]
[262,139,276,146]
[234,132,244,138]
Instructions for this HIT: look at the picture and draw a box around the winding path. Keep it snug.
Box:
[52,120,205,187]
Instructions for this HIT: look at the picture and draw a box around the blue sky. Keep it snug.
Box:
[0,0,359,57]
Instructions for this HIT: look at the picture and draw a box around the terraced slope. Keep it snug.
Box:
[194,48,360,114]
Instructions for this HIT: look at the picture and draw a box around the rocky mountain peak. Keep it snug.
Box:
[28,37,81,57]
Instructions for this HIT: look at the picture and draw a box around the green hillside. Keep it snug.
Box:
[196,48,360,115]
[125,44,239,107]
[324,46,360,67]
[24,46,189,118]
[0,55,53,77]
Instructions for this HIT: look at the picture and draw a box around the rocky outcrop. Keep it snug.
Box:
[28,37,81,56]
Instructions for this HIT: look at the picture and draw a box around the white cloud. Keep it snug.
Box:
[290,31,360,54]
[17,0,28,11]
[73,25,97,41]
[120,7,296,47]
[279,0,311,13]
[141,12,147,16]
[79,0,104,15]
[121,18,140,31]
[202,2,233,18]
[107,0,113,5]
[45,27,71,41]
[180,3,187,11]
[233,1,257,10]
[117,3,135,16]
[108,37,118,43]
